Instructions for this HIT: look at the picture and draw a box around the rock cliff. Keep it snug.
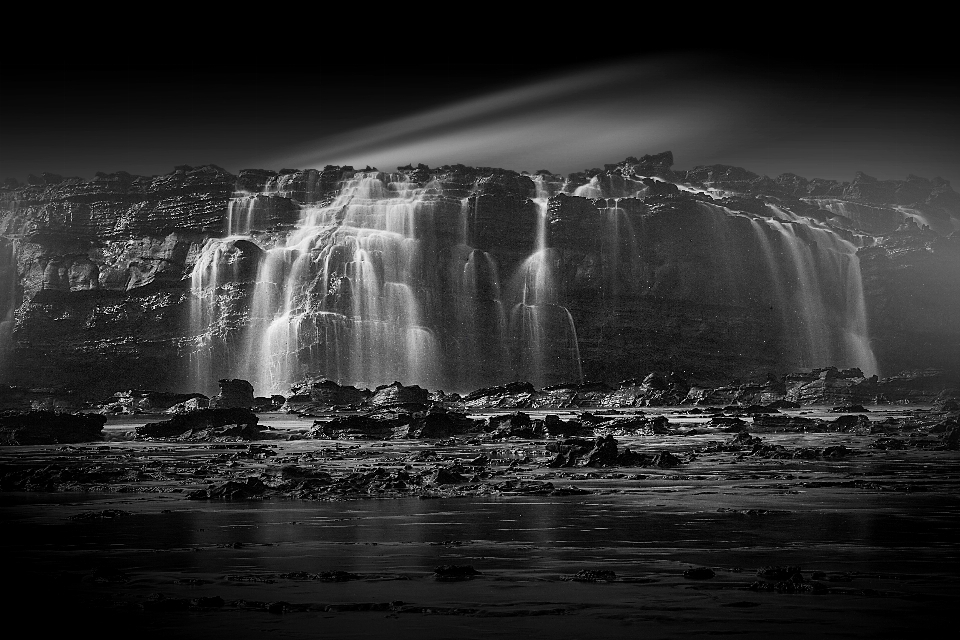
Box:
[1,152,958,398]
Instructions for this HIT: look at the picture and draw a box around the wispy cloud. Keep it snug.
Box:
[271,56,745,174]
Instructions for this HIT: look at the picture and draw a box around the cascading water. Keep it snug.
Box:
[202,172,584,395]
[186,167,884,395]
[748,213,878,375]
[226,196,260,236]
[187,238,254,393]
[507,176,582,387]
[448,194,509,391]
[238,174,444,394]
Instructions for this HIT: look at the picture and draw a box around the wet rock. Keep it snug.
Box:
[604,375,689,407]
[288,378,370,409]
[188,477,267,500]
[310,412,402,440]
[870,437,908,450]
[210,379,255,409]
[757,566,803,581]
[165,396,211,414]
[570,569,617,582]
[370,382,429,408]
[546,437,594,467]
[585,435,619,467]
[831,414,871,433]
[542,413,584,437]
[0,411,105,445]
[136,408,260,440]
[730,432,763,447]
[462,382,536,409]
[310,406,477,440]
[785,367,875,405]
[97,390,207,415]
[252,395,285,412]
[615,447,647,466]
[493,479,559,495]
[765,399,801,409]
[708,416,749,431]
[488,412,544,439]
[941,424,960,450]
[594,414,670,436]
[405,407,478,439]
[935,399,959,412]
[434,565,481,580]
[650,451,683,468]
[822,445,852,458]
[751,414,821,431]
[424,468,467,485]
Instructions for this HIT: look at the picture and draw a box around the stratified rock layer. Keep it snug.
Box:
[1,153,958,398]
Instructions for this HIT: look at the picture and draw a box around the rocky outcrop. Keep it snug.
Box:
[210,379,255,409]
[370,382,429,408]
[97,389,207,414]
[135,408,260,439]
[0,411,105,444]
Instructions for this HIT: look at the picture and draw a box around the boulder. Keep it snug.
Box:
[210,379,255,409]
[370,382,429,408]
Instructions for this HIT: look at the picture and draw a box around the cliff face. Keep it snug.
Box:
[1,153,958,398]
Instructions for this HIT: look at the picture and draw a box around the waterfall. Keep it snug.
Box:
[504,177,582,387]
[449,196,509,391]
[200,171,586,395]
[599,198,640,296]
[187,238,251,394]
[186,168,884,394]
[749,215,878,375]
[573,176,602,198]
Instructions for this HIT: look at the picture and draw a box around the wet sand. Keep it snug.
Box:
[1,406,958,639]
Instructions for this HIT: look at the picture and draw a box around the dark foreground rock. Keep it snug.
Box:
[434,565,481,580]
[309,406,478,440]
[136,408,261,439]
[0,411,105,445]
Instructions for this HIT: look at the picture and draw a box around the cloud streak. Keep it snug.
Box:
[272,56,746,175]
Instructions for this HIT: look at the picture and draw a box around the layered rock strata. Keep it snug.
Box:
[1,153,957,398]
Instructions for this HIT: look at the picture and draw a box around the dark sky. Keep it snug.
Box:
[2,43,958,188]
